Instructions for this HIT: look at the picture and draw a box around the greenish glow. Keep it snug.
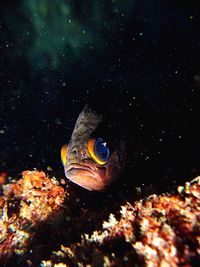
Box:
[2,0,138,71]
[23,0,97,70]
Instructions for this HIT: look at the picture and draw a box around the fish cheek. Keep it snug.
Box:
[104,151,122,185]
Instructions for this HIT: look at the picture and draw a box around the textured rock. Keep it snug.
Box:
[0,170,66,261]
[0,170,199,266]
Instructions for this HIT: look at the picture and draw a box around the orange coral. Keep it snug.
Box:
[0,170,67,261]
[0,171,199,266]
[85,177,200,266]
[0,172,7,186]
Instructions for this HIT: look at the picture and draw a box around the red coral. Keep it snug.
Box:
[0,171,200,266]
[0,170,67,261]
[85,177,200,266]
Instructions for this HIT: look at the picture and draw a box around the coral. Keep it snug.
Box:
[46,177,200,267]
[0,170,199,266]
[0,170,66,261]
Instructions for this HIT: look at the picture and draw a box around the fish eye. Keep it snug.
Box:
[87,138,110,165]
[94,138,110,161]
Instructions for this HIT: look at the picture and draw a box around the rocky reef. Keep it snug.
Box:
[0,170,199,267]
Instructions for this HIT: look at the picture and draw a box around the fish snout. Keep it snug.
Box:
[68,144,87,162]
[70,146,80,155]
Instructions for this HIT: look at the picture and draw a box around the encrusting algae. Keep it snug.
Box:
[0,170,199,266]
[0,170,66,261]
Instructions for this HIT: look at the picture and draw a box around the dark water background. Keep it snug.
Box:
[1,0,200,186]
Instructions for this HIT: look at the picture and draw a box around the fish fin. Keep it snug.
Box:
[61,144,68,166]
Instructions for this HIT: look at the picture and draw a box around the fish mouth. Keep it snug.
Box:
[65,163,101,181]
[64,163,106,190]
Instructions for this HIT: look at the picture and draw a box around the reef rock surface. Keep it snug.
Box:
[0,170,199,267]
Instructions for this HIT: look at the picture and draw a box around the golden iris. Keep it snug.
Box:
[87,138,110,165]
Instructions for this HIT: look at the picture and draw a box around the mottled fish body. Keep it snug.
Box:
[61,86,150,191]
[61,105,125,191]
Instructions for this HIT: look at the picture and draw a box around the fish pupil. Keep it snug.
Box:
[95,138,110,161]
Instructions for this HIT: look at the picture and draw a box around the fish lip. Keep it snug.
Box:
[65,163,100,181]
[65,163,95,173]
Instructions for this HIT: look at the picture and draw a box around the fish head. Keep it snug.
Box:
[61,106,125,191]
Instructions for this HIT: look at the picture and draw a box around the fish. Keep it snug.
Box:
[62,84,200,192]
[61,105,126,191]
[60,85,156,191]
